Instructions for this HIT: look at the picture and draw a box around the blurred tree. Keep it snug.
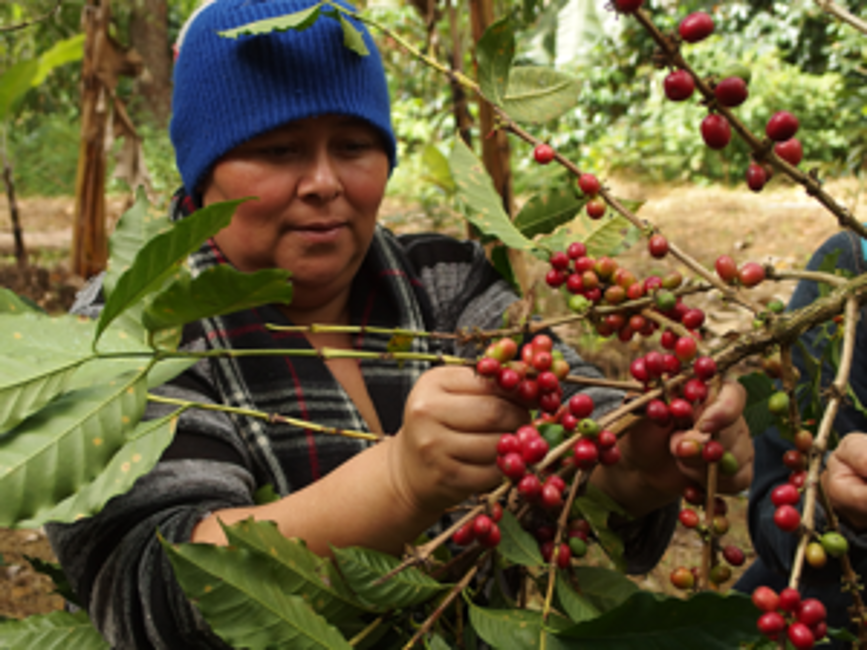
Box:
[129,0,171,127]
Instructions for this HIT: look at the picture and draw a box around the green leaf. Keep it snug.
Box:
[331,545,447,610]
[468,602,571,650]
[496,510,544,567]
[568,566,638,614]
[219,2,324,39]
[337,12,369,56]
[163,539,353,650]
[0,352,88,434]
[502,66,581,124]
[449,138,535,253]
[535,210,642,261]
[17,412,179,527]
[548,591,761,649]
[514,186,585,239]
[571,485,627,572]
[490,245,519,293]
[222,519,365,622]
[0,372,148,527]
[143,266,293,332]
[96,199,245,342]
[738,372,776,438]
[421,144,455,194]
[555,569,600,623]
[477,16,515,105]
[253,483,280,505]
[32,34,85,86]
[0,58,38,121]
[0,288,42,315]
[0,610,109,650]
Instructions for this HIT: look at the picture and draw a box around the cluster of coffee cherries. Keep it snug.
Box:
[452,502,504,549]
[669,485,746,590]
[532,144,607,222]
[535,516,594,570]
[752,586,829,649]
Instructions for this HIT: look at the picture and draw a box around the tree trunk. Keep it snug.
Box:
[71,0,110,279]
[129,0,171,127]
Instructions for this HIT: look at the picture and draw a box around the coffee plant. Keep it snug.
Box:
[2,1,867,648]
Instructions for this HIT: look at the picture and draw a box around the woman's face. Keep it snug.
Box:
[202,114,390,310]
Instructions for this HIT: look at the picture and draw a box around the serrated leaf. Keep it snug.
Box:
[449,138,535,253]
[571,485,627,572]
[18,412,178,527]
[219,3,324,39]
[477,16,515,105]
[555,569,600,623]
[514,186,585,239]
[468,602,571,650]
[738,372,776,438]
[497,510,543,567]
[222,519,365,622]
[337,12,369,56]
[502,66,580,124]
[421,144,455,193]
[331,545,447,610]
[96,199,245,342]
[143,266,293,332]
[0,352,88,434]
[0,372,147,527]
[0,610,108,650]
[536,210,642,260]
[0,288,42,315]
[32,34,85,87]
[163,539,353,649]
[548,591,760,649]
[568,566,638,613]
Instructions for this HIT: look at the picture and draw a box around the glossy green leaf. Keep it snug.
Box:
[337,12,368,56]
[331,545,447,610]
[17,412,178,527]
[568,566,638,614]
[163,539,353,649]
[219,2,323,39]
[32,34,85,87]
[555,569,600,623]
[222,519,365,621]
[547,591,760,649]
[477,16,515,104]
[536,209,642,260]
[468,602,571,650]
[514,186,585,239]
[571,485,627,572]
[502,67,580,124]
[421,144,455,194]
[0,288,42,315]
[0,352,88,434]
[738,372,776,438]
[0,372,147,527]
[497,510,544,567]
[449,138,536,253]
[0,610,109,650]
[0,58,38,121]
[143,266,293,332]
[96,199,245,342]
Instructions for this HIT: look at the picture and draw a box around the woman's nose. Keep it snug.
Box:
[297,149,342,202]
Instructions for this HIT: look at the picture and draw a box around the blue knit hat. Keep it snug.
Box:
[170,0,396,195]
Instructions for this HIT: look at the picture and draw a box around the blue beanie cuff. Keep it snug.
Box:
[171,0,396,194]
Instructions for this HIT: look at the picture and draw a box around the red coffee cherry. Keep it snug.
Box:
[775,138,803,166]
[674,336,698,362]
[534,143,555,165]
[644,351,665,378]
[597,429,617,449]
[554,542,572,569]
[783,449,807,472]
[797,599,827,627]
[452,521,475,546]
[648,233,670,258]
[682,378,708,404]
[778,587,802,612]
[473,514,494,539]
[522,435,550,465]
[630,357,649,383]
[573,438,600,469]
[701,114,732,149]
[670,566,695,590]
[541,482,564,509]
[586,198,606,219]
[660,329,678,350]
[646,399,672,426]
[787,622,815,650]
[681,308,705,330]
[678,508,700,528]
[517,473,542,501]
[567,241,587,259]
[568,393,595,419]
[771,483,801,507]
[664,70,695,102]
[757,611,786,638]
[746,162,768,192]
[715,254,739,283]
[738,262,765,288]
[714,76,748,107]
[496,433,520,456]
[496,367,522,392]
[549,251,569,271]
[702,440,725,463]
[669,398,694,424]
[774,504,802,532]
[478,522,501,548]
[578,173,601,196]
[752,586,780,612]
[613,0,644,13]
[693,356,717,381]
[679,11,714,43]
[476,356,501,377]
[500,452,527,481]
[722,544,746,567]
[766,110,800,142]
[599,444,621,465]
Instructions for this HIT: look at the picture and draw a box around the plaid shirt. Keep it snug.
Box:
[47,191,665,649]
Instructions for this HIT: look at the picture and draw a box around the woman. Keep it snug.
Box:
[47,1,752,647]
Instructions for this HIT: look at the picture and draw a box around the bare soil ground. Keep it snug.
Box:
[0,177,860,620]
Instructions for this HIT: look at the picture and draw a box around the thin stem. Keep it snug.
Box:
[814,0,867,35]
[0,0,63,33]
[348,616,384,646]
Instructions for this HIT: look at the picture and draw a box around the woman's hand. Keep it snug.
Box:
[823,432,867,530]
[388,366,530,517]
[592,380,754,517]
